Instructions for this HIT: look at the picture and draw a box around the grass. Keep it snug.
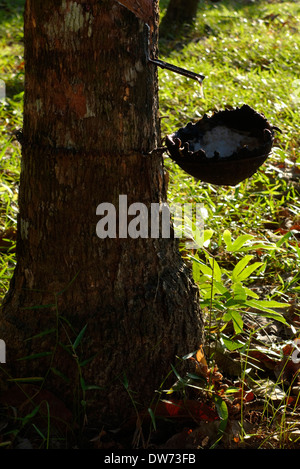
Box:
[157,0,300,448]
[0,0,23,296]
[1,0,300,449]
[158,0,300,297]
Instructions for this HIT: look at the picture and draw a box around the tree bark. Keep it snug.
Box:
[0,0,203,426]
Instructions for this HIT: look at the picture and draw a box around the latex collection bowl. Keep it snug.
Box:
[165,105,275,186]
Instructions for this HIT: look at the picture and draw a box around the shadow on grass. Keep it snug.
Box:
[0,0,25,24]
[5,79,24,99]
[159,0,271,57]
[0,1,25,98]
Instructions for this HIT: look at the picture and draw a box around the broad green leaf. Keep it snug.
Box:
[8,377,44,383]
[295,243,300,260]
[197,277,229,301]
[276,231,293,248]
[32,424,46,441]
[56,270,81,296]
[234,310,243,330]
[22,404,41,425]
[241,285,259,299]
[231,310,244,333]
[233,261,264,282]
[230,234,254,253]
[221,334,245,351]
[212,280,229,296]
[58,315,76,334]
[203,229,214,244]
[80,376,86,391]
[81,382,102,391]
[223,310,243,333]
[223,230,232,250]
[233,282,247,301]
[17,352,52,361]
[79,354,97,367]
[232,255,253,280]
[171,364,184,382]
[182,350,197,360]
[183,216,208,248]
[148,408,157,431]
[224,231,254,253]
[214,395,228,435]
[242,242,279,252]
[50,367,70,383]
[191,256,212,276]
[246,300,289,324]
[200,298,227,311]
[224,387,241,394]
[206,254,222,282]
[239,262,264,280]
[186,372,204,380]
[24,328,56,342]
[225,297,245,308]
[192,261,201,283]
[247,299,289,310]
[122,373,129,389]
[262,300,290,309]
[73,324,88,350]
[214,395,228,422]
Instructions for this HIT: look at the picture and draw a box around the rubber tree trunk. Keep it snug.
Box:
[0,0,203,426]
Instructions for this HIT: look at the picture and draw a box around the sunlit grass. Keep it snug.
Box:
[0,1,23,297]
[158,0,300,303]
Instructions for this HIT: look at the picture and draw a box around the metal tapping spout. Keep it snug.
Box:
[145,23,205,84]
[148,57,205,84]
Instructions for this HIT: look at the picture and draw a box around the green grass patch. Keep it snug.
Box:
[159,0,300,305]
[0,1,24,296]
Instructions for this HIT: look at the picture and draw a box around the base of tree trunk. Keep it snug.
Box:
[0,243,203,426]
[0,0,204,427]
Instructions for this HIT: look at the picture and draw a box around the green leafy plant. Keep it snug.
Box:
[186,226,289,345]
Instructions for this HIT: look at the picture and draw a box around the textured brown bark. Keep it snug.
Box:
[0,0,203,426]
